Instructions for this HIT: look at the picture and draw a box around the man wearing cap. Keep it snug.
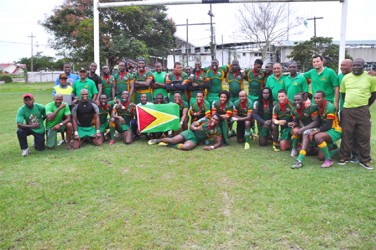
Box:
[53,73,73,98]
[72,68,98,101]
[55,63,79,86]
[72,89,103,148]
[16,94,46,156]
[45,94,73,149]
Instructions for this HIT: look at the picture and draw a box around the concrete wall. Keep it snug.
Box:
[346,48,376,62]
[27,71,63,83]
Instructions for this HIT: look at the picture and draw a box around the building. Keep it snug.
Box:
[0,63,26,75]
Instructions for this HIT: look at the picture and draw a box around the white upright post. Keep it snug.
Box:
[338,0,348,73]
[94,0,100,72]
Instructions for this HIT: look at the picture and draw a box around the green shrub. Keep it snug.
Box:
[0,75,12,83]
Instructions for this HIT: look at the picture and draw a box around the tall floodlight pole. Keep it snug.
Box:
[94,0,100,72]
[208,4,215,59]
[28,33,35,72]
[338,0,348,73]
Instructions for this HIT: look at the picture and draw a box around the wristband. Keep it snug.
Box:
[275,120,279,125]
[74,131,78,136]
[60,123,64,126]
[180,121,183,125]
[210,146,214,150]
[96,130,100,133]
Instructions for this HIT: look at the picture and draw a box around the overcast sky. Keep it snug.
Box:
[0,0,375,63]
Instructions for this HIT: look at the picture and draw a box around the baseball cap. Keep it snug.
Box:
[23,93,34,99]
[79,68,87,73]
[59,73,68,79]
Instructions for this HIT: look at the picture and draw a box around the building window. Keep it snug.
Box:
[242,53,246,56]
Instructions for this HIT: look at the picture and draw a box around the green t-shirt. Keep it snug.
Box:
[284,73,308,103]
[245,68,265,101]
[291,104,318,126]
[272,101,294,127]
[45,102,71,129]
[16,103,46,134]
[193,117,222,143]
[152,71,167,98]
[340,71,376,108]
[233,99,253,117]
[205,65,229,94]
[265,74,286,101]
[72,78,98,100]
[304,67,339,103]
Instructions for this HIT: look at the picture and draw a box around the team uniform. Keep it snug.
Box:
[284,74,309,103]
[226,71,244,103]
[180,117,222,145]
[72,78,98,100]
[304,67,339,103]
[16,103,46,151]
[233,98,253,142]
[266,75,286,101]
[290,104,318,150]
[205,65,229,104]
[272,101,294,141]
[166,72,189,102]
[253,100,275,138]
[245,68,265,102]
[134,70,153,104]
[98,101,115,134]
[152,71,168,99]
[45,101,71,148]
[317,101,342,142]
[72,101,99,138]
[114,71,133,100]
[211,100,234,145]
[189,99,210,122]
[101,74,115,100]
[112,101,135,132]
[189,70,210,105]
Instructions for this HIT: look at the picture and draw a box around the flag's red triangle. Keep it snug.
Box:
[137,106,156,131]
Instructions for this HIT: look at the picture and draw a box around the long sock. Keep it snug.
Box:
[291,135,299,149]
[318,141,330,160]
[109,122,116,139]
[297,150,306,162]
[245,130,250,143]
[273,141,279,147]
[168,143,183,150]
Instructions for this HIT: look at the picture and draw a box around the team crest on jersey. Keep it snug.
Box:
[321,77,326,81]
[294,82,298,86]
[286,108,291,112]
[198,77,203,81]
[236,75,242,80]
[217,72,222,76]
[85,84,89,88]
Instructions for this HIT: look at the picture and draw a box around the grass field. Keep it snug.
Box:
[0,82,375,249]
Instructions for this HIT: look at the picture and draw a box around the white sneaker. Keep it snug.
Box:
[22,148,29,157]
[57,140,66,146]
[291,148,298,157]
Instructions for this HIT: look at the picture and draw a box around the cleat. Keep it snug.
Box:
[291,160,303,169]
[22,148,29,157]
[244,142,250,150]
[291,148,298,157]
[108,139,115,146]
[321,159,333,168]
[359,161,373,170]
[158,142,168,146]
[148,139,159,145]
[272,145,280,152]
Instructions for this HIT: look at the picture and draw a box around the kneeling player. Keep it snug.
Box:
[232,90,253,149]
[252,87,274,146]
[98,94,116,144]
[148,114,223,151]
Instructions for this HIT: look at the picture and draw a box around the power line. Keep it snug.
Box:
[0,40,49,46]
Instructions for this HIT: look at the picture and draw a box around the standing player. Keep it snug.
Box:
[226,59,245,103]
[100,65,115,100]
[284,61,308,103]
[304,55,339,109]
[88,62,102,102]
[266,62,286,101]
[113,61,134,100]
[133,59,153,104]
[205,59,230,104]
[253,88,274,146]
[151,62,168,101]
[166,62,189,102]
[72,68,98,101]
[232,90,253,149]
[55,62,79,86]
[309,91,342,168]
[16,94,46,156]
[189,60,210,105]
[245,59,265,103]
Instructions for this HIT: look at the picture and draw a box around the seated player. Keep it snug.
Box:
[153,93,166,104]
[189,91,210,122]
[309,91,342,168]
[252,87,274,146]
[271,89,294,151]
[232,90,253,149]
[45,94,73,149]
[110,90,135,144]
[72,89,103,149]
[97,94,116,145]
[148,114,223,151]
[172,91,189,133]
[211,90,234,145]
[289,93,320,169]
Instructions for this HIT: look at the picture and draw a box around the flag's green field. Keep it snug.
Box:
[1,82,375,249]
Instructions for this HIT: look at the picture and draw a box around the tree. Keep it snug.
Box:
[288,36,352,72]
[17,52,65,72]
[41,0,176,69]
[238,3,304,62]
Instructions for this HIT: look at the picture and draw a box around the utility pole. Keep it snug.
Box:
[28,33,35,72]
[307,16,323,37]
[208,3,215,60]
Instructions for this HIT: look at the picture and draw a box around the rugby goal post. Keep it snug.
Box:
[93,0,348,72]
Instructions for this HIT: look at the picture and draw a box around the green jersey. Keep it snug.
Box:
[316,101,341,132]
[190,70,209,100]
[253,100,274,121]
[45,102,71,129]
[272,101,294,128]
[284,73,308,103]
[134,70,153,94]
[291,104,318,126]
[113,101,135,125]
[166,72,189,102]
[245,68,265,102]
[98,101,115,125]
[101,75,115,99]
[226,71,244,100]
[173,100,189,118]
[193,117,222,143]
[72,78,98,100]
[233,99,253,117]
[266,75,286,101]
[114,71,133,99]
[190,100,210,121]
[212,101,234,117]
[304,67,339,103]
[16,103,46,134]
[205,65,229,94]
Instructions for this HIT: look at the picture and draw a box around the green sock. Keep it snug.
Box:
[245,130,250,143]
[291,137,298,149]
[318,142,331,160]
[297,150,306,162]
[109,126,116,139]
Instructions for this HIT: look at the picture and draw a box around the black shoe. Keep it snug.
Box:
[359,161,373,170]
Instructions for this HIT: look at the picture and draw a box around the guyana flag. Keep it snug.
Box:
[136,103,180,133]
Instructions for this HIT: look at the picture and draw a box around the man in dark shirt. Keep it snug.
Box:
[88,62,102,103]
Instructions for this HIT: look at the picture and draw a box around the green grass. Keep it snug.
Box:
[0,82,375,249]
